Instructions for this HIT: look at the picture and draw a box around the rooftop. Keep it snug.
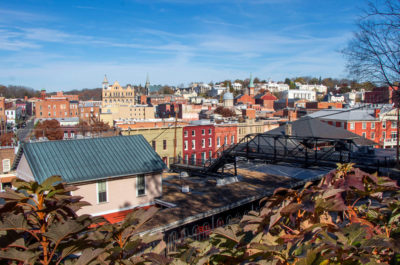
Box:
[13,135,166,184]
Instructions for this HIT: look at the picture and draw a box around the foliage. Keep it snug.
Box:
[159,86,175,95]
[78,120,111,136]
[34,119,64,140]
[0,176,100,265]
[343,0,400,86]
[213,106,236,117]
[171,164,400,264]
[0,132,14,146]
[96,207,170,264]
[0,84,40,99]
[0,177,167,265]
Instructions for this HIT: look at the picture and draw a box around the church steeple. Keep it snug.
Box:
[145,73,150,95]
[248,73,254,96]
[102,74,109,89]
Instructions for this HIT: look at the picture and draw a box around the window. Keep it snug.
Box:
[371,132,375,139]
[224,136,228,145]
[392,132,397,139]
[202,129,205,135]
[383,121,386,129]
[201,152,206,163]
[184,130,188,137]
[231,135,234,144]
[2,159,10,173]
[371,122,375,129]
[152,141,156,151]
[184,140,188,150]
[191,154,196,165]
[362,122,366,130]
[184,154,188,163]
[208,138,212,147]
[392,121,397,128]
[208,129,212,134]
[163,140,167,150]
[137,175,146,196]
[97,181,107,203]
[362,132,366,138]
[192,140,196,150]
[217,137,220,147]
[383,131,386,139]
[209,151,212,159]
[202,139,205,148]
[64,131,68,138]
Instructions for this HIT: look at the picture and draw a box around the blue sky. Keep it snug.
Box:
[0,0,366,91]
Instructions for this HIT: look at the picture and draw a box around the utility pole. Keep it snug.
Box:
[397,107,399,167]
[173,105,178,163]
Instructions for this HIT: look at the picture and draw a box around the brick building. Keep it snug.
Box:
[182,122,215,165]
[214,123,237,157]
[35,90,80,119]
[79,101,101,122]
[308,105,398,148]
[364,86,398,104]
[254,92,277,110]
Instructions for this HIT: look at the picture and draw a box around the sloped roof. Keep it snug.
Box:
[307,107,395,121]
[14,135,166,184]
[266,118,376,146]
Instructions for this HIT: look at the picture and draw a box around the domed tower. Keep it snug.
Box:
[223,92,234,107]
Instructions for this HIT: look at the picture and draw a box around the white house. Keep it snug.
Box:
[265,81,289,92]
[281,89,316,101]
[232,82,243,91]
[5,107,22,125]
[296,83,328,94]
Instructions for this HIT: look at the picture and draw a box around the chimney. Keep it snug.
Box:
[41,89,46,100]
[374,108,381,118]
[285,122,292,136]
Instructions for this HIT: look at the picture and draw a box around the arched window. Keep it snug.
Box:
[216,217,224,228]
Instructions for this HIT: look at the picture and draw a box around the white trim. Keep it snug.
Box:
[91,201,154,216]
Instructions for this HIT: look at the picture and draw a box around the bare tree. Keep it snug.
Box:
[343,0,400,87]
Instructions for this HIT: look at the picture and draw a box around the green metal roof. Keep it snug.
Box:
[18,135,166,184]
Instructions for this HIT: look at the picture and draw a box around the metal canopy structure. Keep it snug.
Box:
[170,132,397,176]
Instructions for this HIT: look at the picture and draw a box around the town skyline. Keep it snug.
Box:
[1,0,367,91]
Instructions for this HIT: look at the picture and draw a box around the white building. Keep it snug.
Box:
[265,81,289,92]
[232,82,243,91]
[208,84,227,97]
[5,107,21,125]
[281,90,316,101]
[296,83,328,94]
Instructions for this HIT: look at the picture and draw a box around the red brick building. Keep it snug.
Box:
[254,92,277,110]
[182,123,215,165]
[364,86,398,104]
[35,90,80,119]
[214,123,237,157]
[235,94,255,106]
[309,107,398,148]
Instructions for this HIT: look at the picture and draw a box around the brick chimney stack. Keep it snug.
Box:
[374,108,381,118]
[40,89,46,100]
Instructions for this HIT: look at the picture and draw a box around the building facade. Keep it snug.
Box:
[182,123,215,165]
[308,106,398,148]
[102,76,135,107]
[214,123,237,157]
